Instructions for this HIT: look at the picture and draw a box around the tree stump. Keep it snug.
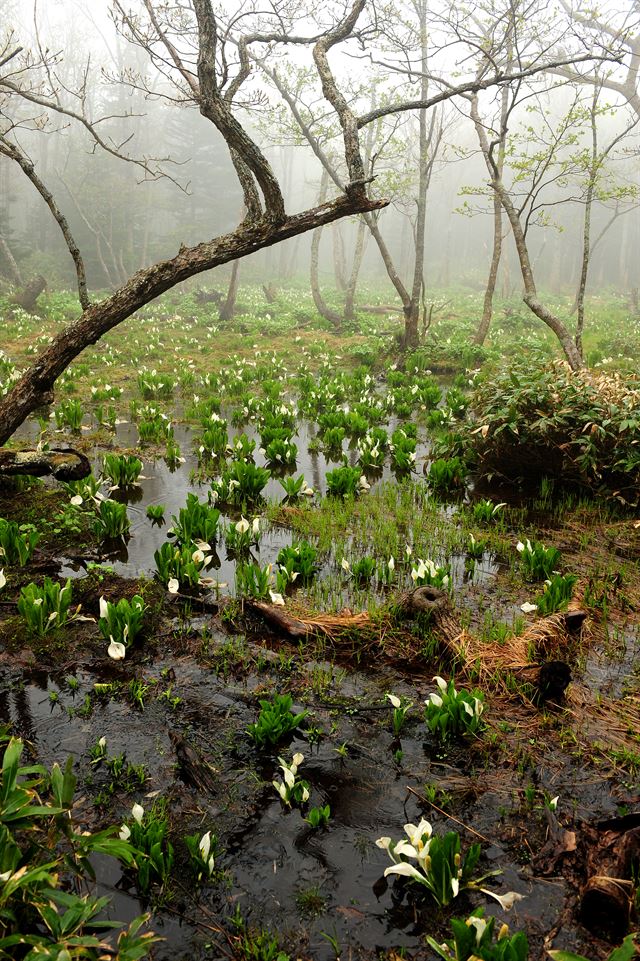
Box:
[13,275,47,312]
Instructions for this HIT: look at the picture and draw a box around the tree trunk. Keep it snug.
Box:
[474,193,504,346]
[332,224,348,292]
[404,0,431,352]
[575,177,594,358]
[402,303,420,350]
[470,95,584,371]
[363,213,411,314]
[0,191,386,446]
[474,75,510,347]
[310,171,343,328]
[218,258,240,321]
[344,216,367,322]
[0,235,23,286]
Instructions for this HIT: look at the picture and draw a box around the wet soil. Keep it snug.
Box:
[1,414,639,960]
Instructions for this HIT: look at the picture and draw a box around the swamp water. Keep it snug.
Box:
[2,411,638,959]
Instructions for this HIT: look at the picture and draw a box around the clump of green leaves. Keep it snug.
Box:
[0,734,158,960]
[236,560,274,600]
[386,693,413,736]
[137,370,175,400]
[548,935,637,961]
[426,457,467,497]
[184,829,219,883]
[54,398,84,430]
[272,752,310,807]
[137,405,173,444]
[278,474,314,502]
[264,437,297,466]
[276,541,318,582]
[326,465,364,498]
[211,460,271,506]
[426,908,529,961]
[154,541,209,592]
[146,503,165,522]
[305,805,331,829]
[390,428,417,471]
[169,492,220,545]
[103,453,143,487]
[354,555,378,581]
[0,518,39,565]
[99,594,146,659]
[93,500,130,539]
[516,538,562,581]
[425,676,485,741]
[18,577,74,635]
[229,908,290,961]
[534,573,578,615]
[247,694,309,748]
[376,820,490,907]
[119,800,174,894]
[472,499,506,524]
[225,516,261,554]
[410,558,450,590]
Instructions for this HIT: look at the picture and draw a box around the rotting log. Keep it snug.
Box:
[0,447,90,481]
[396,585,575,699]
[245,586,576,698]
[169,731,219,794]
[248,601,310,638]
[579,816,640,939]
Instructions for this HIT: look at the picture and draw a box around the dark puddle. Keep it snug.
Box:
[582,624,640,699]
[0,651,625,959]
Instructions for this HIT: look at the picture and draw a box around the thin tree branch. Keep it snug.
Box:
[0,138,90,309]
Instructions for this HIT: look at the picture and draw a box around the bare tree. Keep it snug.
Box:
[0,0,623,453]
[552,1,640,119]
[0,0,385,446]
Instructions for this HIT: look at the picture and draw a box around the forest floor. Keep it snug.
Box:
[0,284,638,961]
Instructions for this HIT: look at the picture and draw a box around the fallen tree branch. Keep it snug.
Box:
[0,447,91,480]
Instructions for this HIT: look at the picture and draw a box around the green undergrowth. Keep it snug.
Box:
[440,360,640,504]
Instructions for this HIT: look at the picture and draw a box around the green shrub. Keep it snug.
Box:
[448,360,640,502]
